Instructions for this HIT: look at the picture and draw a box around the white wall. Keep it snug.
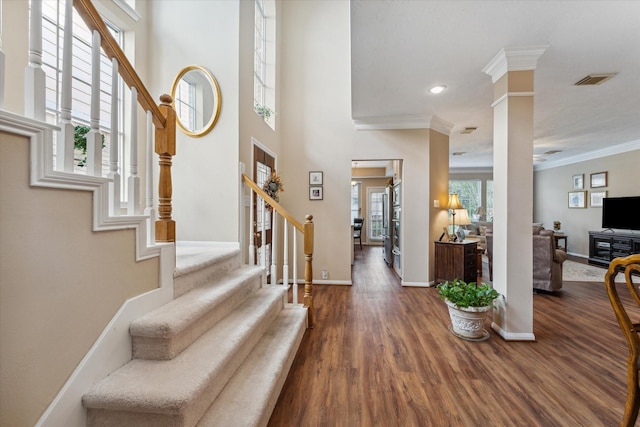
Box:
[534,149,640,257]
[147,0,240,242]
[279,0,446,285]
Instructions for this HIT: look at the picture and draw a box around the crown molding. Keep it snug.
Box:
[353,114,454,134]
[482,45,549,83]
[534,139,640,171]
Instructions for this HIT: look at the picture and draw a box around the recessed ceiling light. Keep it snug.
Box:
[429,85,447,94]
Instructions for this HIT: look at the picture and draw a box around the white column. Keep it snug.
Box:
[483,46,547,341]
[24,0,45,120]
[108,58,121,216]
[56,0,74,172]
[128,87,140,214]
[86,31,103,176]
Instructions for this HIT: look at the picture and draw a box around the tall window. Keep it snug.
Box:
[254,0,266,108]
[253,0,276,128]
[449,180,482,217]
[42,0,124,175]
[368,188,385,241]
[351,182,361,223]
[486,180,494,222]
[174,78,196,131]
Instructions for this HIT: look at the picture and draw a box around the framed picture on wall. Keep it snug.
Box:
[590,190,607,208]
[309,186,323,200]
[590,171,608,188]
[568,191,587,208]
[572,174,584,189]
[309,171,323,185]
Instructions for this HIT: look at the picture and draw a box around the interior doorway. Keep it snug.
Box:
[351,159,402,279]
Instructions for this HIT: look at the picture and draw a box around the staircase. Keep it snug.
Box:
[83,242,308,427]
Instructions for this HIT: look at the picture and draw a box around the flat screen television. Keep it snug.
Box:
[602,196,640,231]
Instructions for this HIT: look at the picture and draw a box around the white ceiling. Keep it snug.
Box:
[350,1,640,169]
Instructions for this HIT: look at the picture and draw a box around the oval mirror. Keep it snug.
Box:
[170,65,221,137]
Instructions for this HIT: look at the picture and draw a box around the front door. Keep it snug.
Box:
[253,145,276,272]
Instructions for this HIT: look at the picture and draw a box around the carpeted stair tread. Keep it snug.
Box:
[174,243,242,298]
[83,285,286,418]
[131,265,264,360]
[198,306,307,427]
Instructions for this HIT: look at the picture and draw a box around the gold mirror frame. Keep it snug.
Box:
[170,65,222,138]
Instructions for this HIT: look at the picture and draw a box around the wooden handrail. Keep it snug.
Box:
[73,0,166,130]
[74,0,176,242]
[242,173,314,327]
[242,174,304,232]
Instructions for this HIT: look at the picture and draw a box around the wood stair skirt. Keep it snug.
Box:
[83,243,307,427]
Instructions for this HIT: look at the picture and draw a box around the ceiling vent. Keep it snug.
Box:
[452,151,466,156]
[574,73,617,86]
[458,127,477,134]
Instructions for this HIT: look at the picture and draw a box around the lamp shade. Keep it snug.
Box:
[447,193,462,210]
[475,206,486,216]
[449,208,471,226]
[454,209,471,225]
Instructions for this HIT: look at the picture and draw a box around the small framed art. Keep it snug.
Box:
[572,174,584,189]
[568,191,587,208]
[590,172,608,188]
[309,171,323,185]
[309,186,323,200]
[590,190,607,208]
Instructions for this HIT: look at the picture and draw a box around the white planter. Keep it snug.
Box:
[445,299,491,341]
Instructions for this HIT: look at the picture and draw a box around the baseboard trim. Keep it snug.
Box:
[491,322,536,341]
[402,281,432,287]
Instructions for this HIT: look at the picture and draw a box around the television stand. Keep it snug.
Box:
[588,231,640,267]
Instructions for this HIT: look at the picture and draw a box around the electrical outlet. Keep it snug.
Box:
[322,269,328,279]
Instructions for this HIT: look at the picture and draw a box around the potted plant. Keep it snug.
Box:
[436,279,500,341]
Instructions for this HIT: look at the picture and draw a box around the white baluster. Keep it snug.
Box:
[283,219,289,291]
[24,0,45,120]
[293,231,298,304]
[144,110,155,244]
[261,197,267,285]
[270,211,277,285]
[108,58,121,216]
[249,190,255,265]
[0,0,6,110]
[86,30,102,176]
[56,0,75,172]
[128,87,140,214]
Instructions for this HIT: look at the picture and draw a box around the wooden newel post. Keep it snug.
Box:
[303,214,314,328]
[155,94,176,242]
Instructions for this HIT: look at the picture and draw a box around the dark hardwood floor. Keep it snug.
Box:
[269,245,639,427]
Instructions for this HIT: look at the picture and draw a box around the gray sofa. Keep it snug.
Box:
[485,225,567,291]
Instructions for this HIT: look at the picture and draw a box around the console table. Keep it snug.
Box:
[588,231,640,267]
[434,240,478,284]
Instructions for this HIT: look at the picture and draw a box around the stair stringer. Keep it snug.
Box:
[0,112,178,426]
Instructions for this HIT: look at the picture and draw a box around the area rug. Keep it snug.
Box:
[563,259,624,283]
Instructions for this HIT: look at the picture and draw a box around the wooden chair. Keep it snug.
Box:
[353,218,364,250]
[605,254,640,427]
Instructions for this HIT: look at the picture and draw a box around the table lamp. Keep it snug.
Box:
[448,194,463,240]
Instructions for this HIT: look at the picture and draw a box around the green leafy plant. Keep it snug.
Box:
[253,104,275,120]
[74,125,105,167]
[436,279,500,308]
